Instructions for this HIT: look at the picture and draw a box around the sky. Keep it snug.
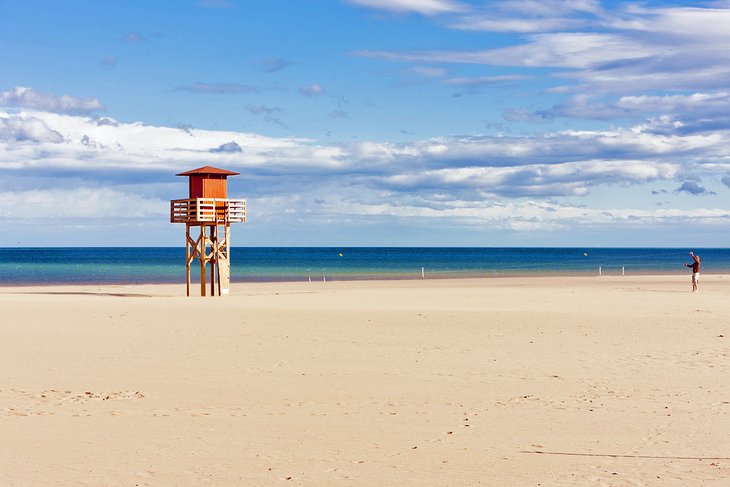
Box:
[1,0,730,247]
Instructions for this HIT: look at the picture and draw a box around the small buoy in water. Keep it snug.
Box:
[583,252,588,256]
[339,253,343,257]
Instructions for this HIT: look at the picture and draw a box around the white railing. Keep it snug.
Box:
[170,198,246,223]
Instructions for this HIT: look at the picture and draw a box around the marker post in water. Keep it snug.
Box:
[421,267,425,279]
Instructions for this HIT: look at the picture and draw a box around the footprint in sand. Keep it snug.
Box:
[2,389,145,416]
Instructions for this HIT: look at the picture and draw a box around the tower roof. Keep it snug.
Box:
[176,166,240,176]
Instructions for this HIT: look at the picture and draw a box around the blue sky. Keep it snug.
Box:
[1,0,730,247]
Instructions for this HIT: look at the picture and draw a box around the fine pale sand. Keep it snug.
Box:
[1,276,730,486]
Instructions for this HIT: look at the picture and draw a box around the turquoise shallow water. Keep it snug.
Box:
[0,247,727,285]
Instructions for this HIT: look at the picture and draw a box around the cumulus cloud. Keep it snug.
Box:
[3,104,730,239]
[0,115,64,143]
[674,181,715,195]
[210,141,243,153]
[95,117,119,127]
[0,109,322,174]
[0,86,104,114]
[299,84,325,97]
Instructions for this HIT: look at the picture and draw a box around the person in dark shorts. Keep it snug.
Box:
[684,251,701,292]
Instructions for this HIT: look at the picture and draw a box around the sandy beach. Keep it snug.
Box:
[1,275,730,486]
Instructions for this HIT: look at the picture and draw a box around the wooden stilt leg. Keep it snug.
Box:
[225,225,230,262]
[210,225,216,297]
[200,226,207,297]
[215,225,222,296]
[185,225,191,297]
[225,225,231,294]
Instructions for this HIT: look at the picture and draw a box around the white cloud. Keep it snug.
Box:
[454,17,582,32]
[354,3,730,103]
[612,6,730,41]
[0,86,104,114]
[616,92,730,114]
[497,0,603,18]
[358,33,654,69]
[451,0,603,32]
[347,0,468,15]
[375,159,679,197]
[2,102,730,238]
[0,109,338,173]
[0,188,166,220]
[0,115,64,143]
[302,197,730,232]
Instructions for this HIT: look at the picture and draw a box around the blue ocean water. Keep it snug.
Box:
[0,247,728,285]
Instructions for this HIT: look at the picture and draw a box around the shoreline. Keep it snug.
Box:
[1,273,727,297]
[0,269,722,289]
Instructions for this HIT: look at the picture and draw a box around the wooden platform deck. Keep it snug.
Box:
[170,198,246,225]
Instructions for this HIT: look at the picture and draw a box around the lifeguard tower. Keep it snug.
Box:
[170,166,246,296]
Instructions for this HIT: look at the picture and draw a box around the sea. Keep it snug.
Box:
[0,247,727,285]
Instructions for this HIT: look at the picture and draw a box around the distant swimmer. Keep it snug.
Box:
[683,251,701,292]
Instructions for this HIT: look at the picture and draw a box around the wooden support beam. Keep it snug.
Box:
[214,225,221,296]
[200,226,207,296]
[185,224,191,296]
[180,222,237,297]
[209,225,216,297]
[222,224,231,295]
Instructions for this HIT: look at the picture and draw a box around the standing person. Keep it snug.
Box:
[684,251,701,292]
